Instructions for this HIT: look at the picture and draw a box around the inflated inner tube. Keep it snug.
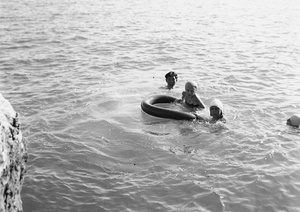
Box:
[141,95,197,120]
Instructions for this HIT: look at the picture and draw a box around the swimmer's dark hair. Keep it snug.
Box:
[286,118,299,127]
[165,71,178,81]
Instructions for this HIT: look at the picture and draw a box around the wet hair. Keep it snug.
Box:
[165,72,178,81]
[287,117,300,127]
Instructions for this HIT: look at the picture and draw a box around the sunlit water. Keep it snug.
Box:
[1,0,300,211]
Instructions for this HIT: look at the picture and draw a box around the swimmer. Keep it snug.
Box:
[181,81,205,109]
[165,71,178,89]
[194,99,226,123]
[286,114,300,127]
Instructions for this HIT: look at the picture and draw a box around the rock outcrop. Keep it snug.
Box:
[0,94,27,212]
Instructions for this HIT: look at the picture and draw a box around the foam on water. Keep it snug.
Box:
[1,0,300,211]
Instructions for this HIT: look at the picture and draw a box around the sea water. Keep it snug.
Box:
[0,0,300,211]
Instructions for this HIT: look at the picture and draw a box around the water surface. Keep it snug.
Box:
[1,0,300,211]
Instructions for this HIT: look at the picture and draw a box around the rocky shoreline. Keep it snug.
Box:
[0,94,27,212]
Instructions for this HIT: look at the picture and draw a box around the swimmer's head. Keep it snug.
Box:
[165,71,178,89]
[210,99,223,119]
[185,81,197,90]
[287,114,300,127]
[185,81,198,96]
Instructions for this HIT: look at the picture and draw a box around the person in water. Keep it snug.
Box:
[181,81,205,109]
[195,99,226,123]
[165,71,178,89]
[286,114,300,127]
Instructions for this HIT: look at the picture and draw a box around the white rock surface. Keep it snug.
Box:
[0,94,27,212]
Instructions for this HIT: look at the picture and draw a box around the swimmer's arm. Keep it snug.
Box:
[172,91,186,104]
[194,95,206,109]
[174,99,183,104]
[181,91,186,101]
[197,98,206,109]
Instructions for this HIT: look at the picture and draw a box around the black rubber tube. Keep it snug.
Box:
[141,95,196,120]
